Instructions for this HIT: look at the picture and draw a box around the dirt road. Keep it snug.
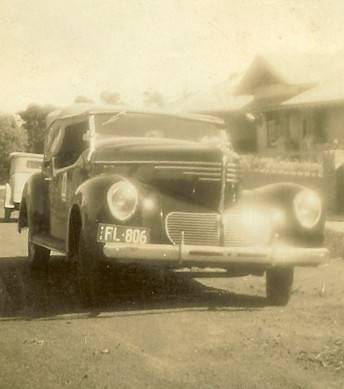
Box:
[0,207,343,388]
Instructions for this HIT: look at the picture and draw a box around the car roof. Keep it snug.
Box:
[9,152,43,160]
[46,103,225,129]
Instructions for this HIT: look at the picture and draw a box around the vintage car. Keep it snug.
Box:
[4,152,43,221]
[18,103,328,306]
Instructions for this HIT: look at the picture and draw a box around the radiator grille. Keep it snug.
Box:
[165,212,220,246]
[165,211,271,247]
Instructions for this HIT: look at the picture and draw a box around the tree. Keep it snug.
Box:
[0,113,27,183]
[143,90,165,108]
[19,104,55,153]
[100,90,122,105]
[74,96,94,104]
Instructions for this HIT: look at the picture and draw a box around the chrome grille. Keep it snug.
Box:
[166,212,220,246]
[165,210,271,247]
[223,208,272,247]
[154,161,240,184]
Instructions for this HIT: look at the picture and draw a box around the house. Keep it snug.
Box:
[236,52,344,154]
[170,51,344,210]
[281,72,344,150]
[170,52,340,154]
[235,52,344,211]
[168,74,255,152]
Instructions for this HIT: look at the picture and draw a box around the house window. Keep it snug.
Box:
[266,113,280,147]
[266,112,298,151]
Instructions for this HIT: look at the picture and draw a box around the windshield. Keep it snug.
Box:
[93,113,226,144]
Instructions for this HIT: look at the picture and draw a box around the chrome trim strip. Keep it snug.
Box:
[218,153,227,213]
[199,178,239,182]
[87,114,96,161]
[94,160,238,167]
[94,160,222,166]
[155,166,221,171]
[182,172,221,177]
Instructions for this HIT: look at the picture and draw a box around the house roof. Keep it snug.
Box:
[168,74,253,113]
[46,103,225,129]
[282,70,344,108]
[235,52,330,95]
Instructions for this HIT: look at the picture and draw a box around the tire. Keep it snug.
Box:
[4,208,11,222]
[76,232,101,307]
[266,267,294,306]
[28,239,50,272]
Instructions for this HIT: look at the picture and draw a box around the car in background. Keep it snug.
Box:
[4,152,43,221]
[18,104,328,306]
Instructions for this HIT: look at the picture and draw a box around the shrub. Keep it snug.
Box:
[0,114,27,183]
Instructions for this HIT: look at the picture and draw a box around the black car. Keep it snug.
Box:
[18,103,328,306]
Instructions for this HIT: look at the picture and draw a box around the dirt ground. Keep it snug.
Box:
[0,194,344,388]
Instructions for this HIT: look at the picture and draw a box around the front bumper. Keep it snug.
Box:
[103,242,329,268]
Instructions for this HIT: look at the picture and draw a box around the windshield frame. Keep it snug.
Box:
[88,111,228,151]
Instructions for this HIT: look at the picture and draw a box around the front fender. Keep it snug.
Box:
[18,172,49,234]
[71,175,163,244]
[237,183,326,245]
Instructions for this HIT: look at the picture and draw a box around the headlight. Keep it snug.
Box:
[107,181,138,221]
[293,190,321,229]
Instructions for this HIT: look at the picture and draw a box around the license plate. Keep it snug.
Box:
[97,224,150,244]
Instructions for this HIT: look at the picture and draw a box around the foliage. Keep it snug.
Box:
[74,96,94,104]
[240,154,323,177]
[100,90,122,105]
[0,113,27,183]
[19,104,55,153]
[143,90,165,108]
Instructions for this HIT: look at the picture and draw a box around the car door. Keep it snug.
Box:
[49,120,89,240]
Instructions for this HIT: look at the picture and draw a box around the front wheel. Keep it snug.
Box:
[266,267,294,306]
[76,232,102,307]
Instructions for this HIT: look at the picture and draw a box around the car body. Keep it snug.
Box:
[18,103,329,306]
[4,152,43,221]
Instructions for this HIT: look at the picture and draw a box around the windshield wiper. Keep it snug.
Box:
[102,111,127,126]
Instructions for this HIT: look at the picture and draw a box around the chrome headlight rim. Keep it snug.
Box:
[107,180,138,221]
[293,189,322,229]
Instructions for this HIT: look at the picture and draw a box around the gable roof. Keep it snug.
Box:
[235,52,330,95]
[282,70,344,108]
[168,73,253,113]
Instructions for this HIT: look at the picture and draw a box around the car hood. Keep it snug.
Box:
[92,136,224,163]
[91,137,239,210]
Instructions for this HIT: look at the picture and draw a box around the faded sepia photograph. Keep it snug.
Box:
[0,1,343,388]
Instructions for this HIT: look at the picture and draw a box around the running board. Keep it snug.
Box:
[31,234,66,254]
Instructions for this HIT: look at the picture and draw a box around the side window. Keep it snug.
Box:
[54,121,89,169]
[45,124,62,159]
[50,127,64,156]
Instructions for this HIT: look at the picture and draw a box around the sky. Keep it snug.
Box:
[1,0,344,112]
